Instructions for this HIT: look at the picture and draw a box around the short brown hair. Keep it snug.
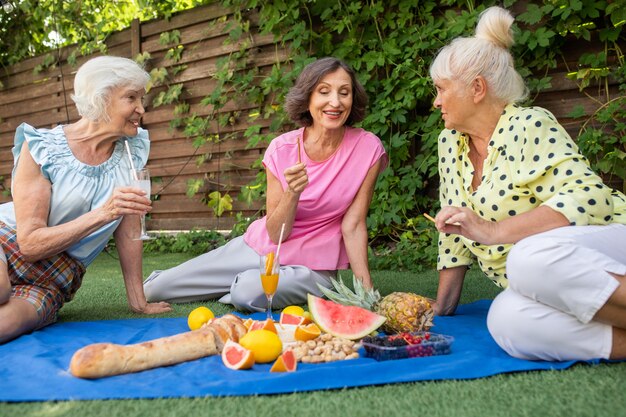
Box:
[285,57,368,127]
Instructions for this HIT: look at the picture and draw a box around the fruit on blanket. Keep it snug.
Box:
[243,318,254,329]
[187,306,215,331]
[279,312,306,326]
[282,305,305,316]
[270,349,297,372]
[221,340,254,370]
[294,323,321,342]
[317,275,434,333]
[307,294,386,340]
[282,305,313,324]
[239,330,282,363]
[248,318,277,334]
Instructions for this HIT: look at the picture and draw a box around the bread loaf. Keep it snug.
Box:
[70,315,245,379]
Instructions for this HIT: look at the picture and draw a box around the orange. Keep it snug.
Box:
[243,318,254,330]
[248,318,277,334]
[265,252,275,276]
[221,340,255,370]
[270,349,297,372]
[294,323,321,342]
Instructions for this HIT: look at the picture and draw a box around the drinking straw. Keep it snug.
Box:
[297,137,301,164]
[124,140,139,181]
[275,223,286,260]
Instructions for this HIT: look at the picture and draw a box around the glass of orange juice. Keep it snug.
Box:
[260,253,279,320]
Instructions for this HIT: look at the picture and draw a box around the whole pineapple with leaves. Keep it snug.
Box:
[318,275,434,334]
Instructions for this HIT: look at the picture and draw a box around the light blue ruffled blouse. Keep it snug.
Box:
[0,123,149,266]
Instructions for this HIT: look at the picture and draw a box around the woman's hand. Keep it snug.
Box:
[283,163,308,195]
[435,205,570,245]
[100,186,152,222]
[131,301,172,315]
[435,206,499,245]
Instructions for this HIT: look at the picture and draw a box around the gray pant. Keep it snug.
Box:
[143,236,335,312]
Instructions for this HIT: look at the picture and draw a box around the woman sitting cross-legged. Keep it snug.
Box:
[144,57,388,312]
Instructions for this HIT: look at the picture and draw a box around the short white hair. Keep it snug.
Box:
[430,6,528,104]
[71,56,150,122]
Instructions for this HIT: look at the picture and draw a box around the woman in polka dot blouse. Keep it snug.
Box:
[428,6,626,361]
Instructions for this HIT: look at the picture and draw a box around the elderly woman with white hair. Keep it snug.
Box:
[0,55,171,343]
[428,6,626,361]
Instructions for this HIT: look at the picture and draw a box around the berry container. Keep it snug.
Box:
[362,332,454,361]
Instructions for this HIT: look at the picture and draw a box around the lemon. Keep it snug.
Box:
[187,306,215,331]
[282,305,305,317]
[239,329,283,363]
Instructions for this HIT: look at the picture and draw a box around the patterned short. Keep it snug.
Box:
[1,221,86,327]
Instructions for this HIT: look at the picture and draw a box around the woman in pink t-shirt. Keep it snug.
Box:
[144,57,388,312]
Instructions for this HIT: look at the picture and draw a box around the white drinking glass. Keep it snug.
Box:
[131,168,152,240]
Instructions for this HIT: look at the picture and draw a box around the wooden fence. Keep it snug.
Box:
[0,3,623,233]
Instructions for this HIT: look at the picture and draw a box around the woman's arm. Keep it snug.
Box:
[341,160,383,289]
[433,266,468,316]
[436,204,569,246]
[12,141,150,262]
[264,163,308,243]
[113,214,171,314]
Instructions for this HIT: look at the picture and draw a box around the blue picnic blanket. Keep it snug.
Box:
[0,300,604,402]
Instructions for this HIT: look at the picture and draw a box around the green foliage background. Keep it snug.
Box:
[1,0,624,270]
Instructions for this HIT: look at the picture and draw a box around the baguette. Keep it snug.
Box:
[221,314,248,338]
[70,315,246,379]
[205,322,230,351]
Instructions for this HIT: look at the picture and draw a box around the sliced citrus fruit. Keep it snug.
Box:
[294,323,321,342]
[248,318,277,334]
[221,340,255,370]
[265,252,275,276]
[270,349,297,372]
[242,318,255,330]
[282,305,305,316]
[279,312,305,326]
[239,329,282,363]
[187,306,215,331]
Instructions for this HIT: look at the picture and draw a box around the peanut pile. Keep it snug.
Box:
[292,333,359,363]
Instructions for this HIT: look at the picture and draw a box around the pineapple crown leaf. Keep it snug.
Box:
[352,274,381,306]
[316,275,380,310]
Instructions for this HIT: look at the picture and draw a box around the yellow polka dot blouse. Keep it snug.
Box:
[437,104,626,288]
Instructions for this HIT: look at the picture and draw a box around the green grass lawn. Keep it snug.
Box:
[3,251,625,417]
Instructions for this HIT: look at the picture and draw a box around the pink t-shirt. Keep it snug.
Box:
[244,126,388,270]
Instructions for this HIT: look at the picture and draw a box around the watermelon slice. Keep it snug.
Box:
[307,294,386,340]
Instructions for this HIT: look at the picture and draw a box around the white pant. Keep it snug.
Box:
[487,224,626,361]
[143,236,334,312]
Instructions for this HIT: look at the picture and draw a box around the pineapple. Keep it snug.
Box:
[317,275,434,334]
